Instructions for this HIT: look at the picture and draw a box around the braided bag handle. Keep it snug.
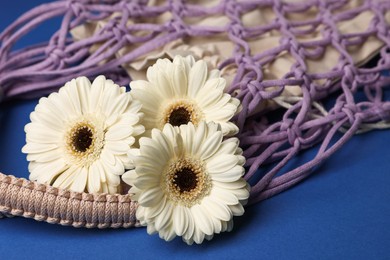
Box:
[0,173,139,228]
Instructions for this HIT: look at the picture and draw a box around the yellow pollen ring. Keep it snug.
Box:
[64,118,104,167]
[161,100,203,128]
[163,158,211,207]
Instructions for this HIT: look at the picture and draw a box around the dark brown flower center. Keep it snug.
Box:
[168,107,191,127]
[173,167,198,193]
[164,158,211,207]
[161,101,203,129]
[65,119,104,167]
[72,126,93,153]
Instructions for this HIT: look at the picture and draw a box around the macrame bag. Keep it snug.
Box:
[1,0,390,230]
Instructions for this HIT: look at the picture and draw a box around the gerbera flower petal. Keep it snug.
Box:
[151,128,174,158]
[132,125,145,137]
[102,157,125,176]
[211,215,222,234]
[52,166,78,188]
[192,227,206,245]
[214,178,249,190]
[48,93,72,119]
[173,205,189,236]
[199,131,223,160]
[230,186,251,201]
[228,203,245,217]
[27,148,62,163]
[157,66,175,98]
[138,187,163,207]
[22,76,144,194]
[70,167,88,193]
[180,123,195,155]
[105,141,131,155]
[188,60,208,98]
[159,224,176,242]
[154,202,174,230]
[76,77,91,113]
[30,111,62,132]
[88,167,101,193]
[134,174,160,189]
[89,75,105,110]
[209,186,239,205]
[123,121,249,244]
[173,64,188,97]
[22,142,58,154]
[146,222,157,235]
[202,197,232,222]
[100,147,116,165]
[210,165,244,182]
[191,204,214,236]
[195,87,224,109]
[192,119,207,155]
[105,125,134,141]
[146,195,167,219]
[207,154,239,173]
[35,105,64,127]
[25,123,60,143]
[33,159,66,183]
[182,210,195,241]
[215,138,239,155]
[102,168,121,187]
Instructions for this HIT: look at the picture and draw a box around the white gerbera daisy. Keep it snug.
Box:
[22,76,144,194]
[129,55,240,137]
[122,122,250,245]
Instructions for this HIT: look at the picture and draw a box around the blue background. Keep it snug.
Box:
[0,1,389,259]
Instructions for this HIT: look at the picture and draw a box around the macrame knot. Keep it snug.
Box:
[246,81,263,113]
[247,81,260,98]
[45,46,69,68]
[230,23,244,38]
[356,72,380,85]
[281,119,302,146]
[341,103,359,125]
[246,62,263,82]
[261,85,284,100]
[234,53,246,65]
[123,2,143,17]
[68,1,86,18]
[294,67,306,80]
[342,65,355,81]
[112,25,128,42]
[373,103,390,122]
[168,19,188,35]
[170,1,187,18]
[225,0,241,16]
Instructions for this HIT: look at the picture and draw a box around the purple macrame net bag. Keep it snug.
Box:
[1,0,390,225]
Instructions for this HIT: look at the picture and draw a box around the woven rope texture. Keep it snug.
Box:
[0,173,139,228]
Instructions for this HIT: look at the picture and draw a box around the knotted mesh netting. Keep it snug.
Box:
[1,0,390,207]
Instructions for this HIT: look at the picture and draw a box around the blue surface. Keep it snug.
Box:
[1,1,390,259]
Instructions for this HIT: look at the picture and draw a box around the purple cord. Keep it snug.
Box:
[1,0,390,205]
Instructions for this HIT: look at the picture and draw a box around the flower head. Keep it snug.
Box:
[123,122,250,244]
[129,55,240,138]
[22,76,144,194]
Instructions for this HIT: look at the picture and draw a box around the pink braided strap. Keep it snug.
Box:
[0,173,139,228]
